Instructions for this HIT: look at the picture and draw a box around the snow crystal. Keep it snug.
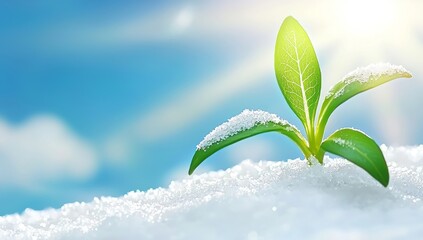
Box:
[328,62,411,99]
[330,128,369,147]
[197,109,297,150]
[1,146,423,239]
[343,62,410,84]
[332,138,352,147]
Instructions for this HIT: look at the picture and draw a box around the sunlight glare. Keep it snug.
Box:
[338,0,397,36]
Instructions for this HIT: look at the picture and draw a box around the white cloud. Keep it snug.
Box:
[171,6,193,34]
[0,115,98,188]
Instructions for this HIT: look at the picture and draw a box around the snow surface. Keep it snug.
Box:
[197,109,296,150]
[1,145,423,240]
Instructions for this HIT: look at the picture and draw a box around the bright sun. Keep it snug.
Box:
[337,0,397,36]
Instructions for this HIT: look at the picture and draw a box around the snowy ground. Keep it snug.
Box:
[1,145,423,240]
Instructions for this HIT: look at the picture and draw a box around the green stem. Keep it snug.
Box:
[315,108,330,147]
[315,125,325,151]
[294,134,312,160]
[316,147,325,164]
[308,126,316,152]
[316,104,330,150]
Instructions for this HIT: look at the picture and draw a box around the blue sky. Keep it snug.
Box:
[0,0,422,215]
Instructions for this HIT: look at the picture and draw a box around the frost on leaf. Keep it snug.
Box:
[333,138,353,148]
[197,109,298,150]
[327,62,411,99]
[343,63,410,83]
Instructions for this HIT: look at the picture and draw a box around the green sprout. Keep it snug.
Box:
[188,16,412,187]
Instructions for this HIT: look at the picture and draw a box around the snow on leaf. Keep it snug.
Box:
[318,62,412,131]
[331,63,411,99]
[190,109,310,175]
[197,109,296,150]
[332,138,353,148]
[322,128,389,187]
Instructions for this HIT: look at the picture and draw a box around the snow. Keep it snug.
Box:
[332,138,351,147]
[329,62,411,99]
[330,128,368,148]
[1,146,423,239]
[197,109,297,150]
[343,62,410,84]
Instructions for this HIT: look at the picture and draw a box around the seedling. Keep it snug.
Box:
[188,16,412,187]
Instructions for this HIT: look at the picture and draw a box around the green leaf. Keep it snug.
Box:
[189,110,309,175]
[274,16,321,135]
[321,128,389,187]
[317,63,412,141]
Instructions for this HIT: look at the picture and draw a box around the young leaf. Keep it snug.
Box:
[189,110,310,174]
[274,16,321,135]
[317,63,412,141]
[321,128,389,187]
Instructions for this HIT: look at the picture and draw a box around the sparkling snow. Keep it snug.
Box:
[329,62,411,99]
[197,109,296,150]
[1,146,423,239]
[342,63,410,84]
[332,137,351,147]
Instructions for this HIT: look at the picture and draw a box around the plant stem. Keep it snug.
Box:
[307,116,325,164]
[315,147,325,164]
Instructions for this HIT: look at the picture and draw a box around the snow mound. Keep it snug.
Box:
[197,109,297,150]
[1,146,423,240]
